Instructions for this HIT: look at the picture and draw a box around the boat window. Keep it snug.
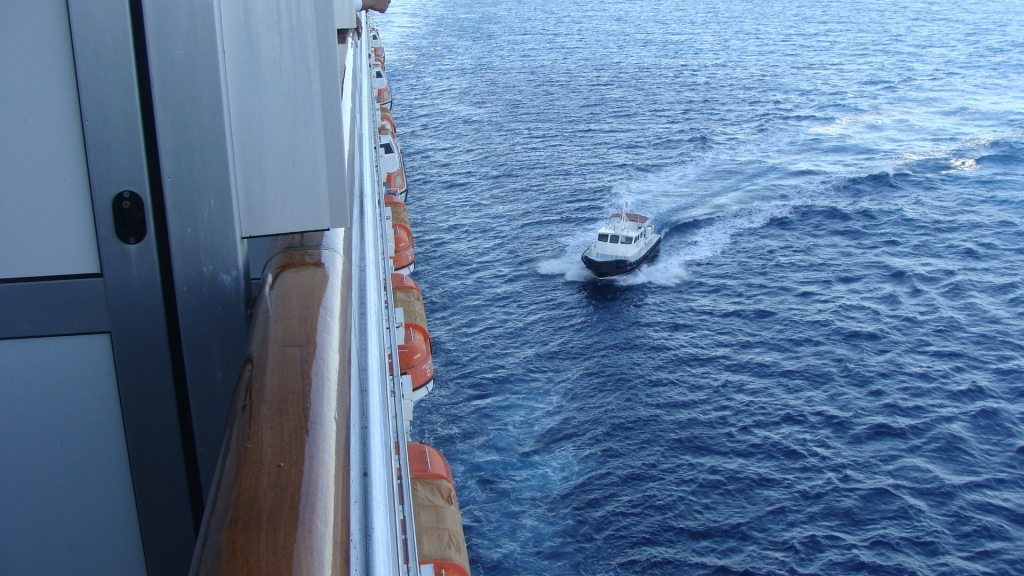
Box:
[376,71,384,78]
[608,235,620,244]
[380,143,394,154]
[622,236,634,245]
[598,234,609,242]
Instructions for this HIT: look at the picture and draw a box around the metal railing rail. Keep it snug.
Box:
[350,13,419,576]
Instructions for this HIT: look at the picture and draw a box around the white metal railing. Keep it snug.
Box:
[349,14,419,576]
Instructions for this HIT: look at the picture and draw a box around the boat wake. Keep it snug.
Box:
[536,202,791,286]
[537,116,1014,287]
[618,203,790,286]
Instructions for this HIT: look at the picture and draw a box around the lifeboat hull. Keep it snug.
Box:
[394,261,415,275]
[391,222,415,275]
[581,235,661,278]
[411,379,433,403]
[385,170,407,201]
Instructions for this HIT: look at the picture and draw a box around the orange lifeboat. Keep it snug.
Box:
[373,62,391,109]
[399,322,433,401]
[391,271,427,331]
[379,127,408,200]
[392,271,421,293]
[392,221,414,274]
[370,28,385,63]
[408,443,470,576]
[391,272,432,402]
[386,194,414,274]
[386,193,411,228]
[379,105,397,135]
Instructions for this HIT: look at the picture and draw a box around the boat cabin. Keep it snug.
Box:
[589,213,653,258]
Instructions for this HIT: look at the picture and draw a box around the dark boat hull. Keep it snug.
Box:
[581,236,662,278]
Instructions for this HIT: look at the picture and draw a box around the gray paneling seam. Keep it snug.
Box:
[0,278,110,339]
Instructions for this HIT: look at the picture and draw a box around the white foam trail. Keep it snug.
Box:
[536,230,599,281]
[942,157,981,173]
[537,203,793,286]
[535,133,817,285]
[809,109,1010,176]
[615,203,792,286]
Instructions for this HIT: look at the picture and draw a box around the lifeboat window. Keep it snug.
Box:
[608,235,620,244]
[380,143,394,154]
[598,234,609,242]
[376,71,384,78]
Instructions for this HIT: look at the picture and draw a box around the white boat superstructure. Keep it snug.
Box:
[581,205,662,277]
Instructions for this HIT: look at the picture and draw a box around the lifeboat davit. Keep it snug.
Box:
[373,62,391,109]
[408,443,471,576]
[379,128,408,200]
[581,203,662,278]
[386,195,415,275]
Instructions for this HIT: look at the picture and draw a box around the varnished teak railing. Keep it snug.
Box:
[191,231,352,575]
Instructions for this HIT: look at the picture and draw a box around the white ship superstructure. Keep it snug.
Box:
[2,6,467,575]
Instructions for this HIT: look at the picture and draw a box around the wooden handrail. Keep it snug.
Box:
[191,230,352,575]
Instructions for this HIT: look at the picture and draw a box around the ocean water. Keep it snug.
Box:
[375,1,1024,573]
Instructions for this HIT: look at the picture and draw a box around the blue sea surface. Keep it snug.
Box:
[376,1,1024,573]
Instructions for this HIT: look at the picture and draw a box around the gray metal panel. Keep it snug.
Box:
[0,335,147,576]
[219,0,346,236]
[66,1,198,573]
[0,277,109,339]
[139,0,253,497]
[0,0,101,279]
[246,236,274,280]
[318,0,351,229]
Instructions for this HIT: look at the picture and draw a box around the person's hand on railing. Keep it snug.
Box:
[361,0,391,13]
[350,0,389,40]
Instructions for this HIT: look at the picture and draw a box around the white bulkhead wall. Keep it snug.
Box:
[218,0,350,237]
[0,0,101,279]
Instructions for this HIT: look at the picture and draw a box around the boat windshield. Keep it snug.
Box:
[609,235,620,244]
[380,143,394,154]
[622,236,634,244]
[598,234,609,242]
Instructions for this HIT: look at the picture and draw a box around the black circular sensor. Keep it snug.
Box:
[112,190,147,245]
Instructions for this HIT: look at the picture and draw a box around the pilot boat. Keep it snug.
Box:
[581,204,662,277]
